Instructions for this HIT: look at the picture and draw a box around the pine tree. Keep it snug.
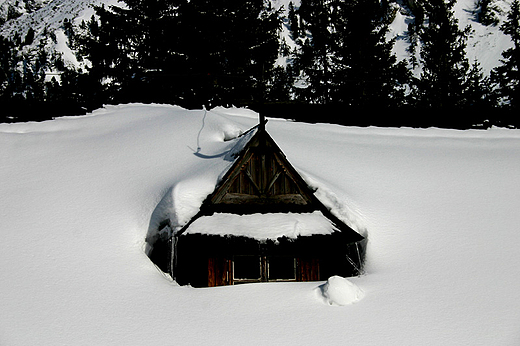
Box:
[24,28,35,46]
[292,0,408,108]
[411,0,484,112]
[464,60,493,108]
[0,37,16,98]
[288,1,300,40]
[0,36,21,121]
[331,0,408,108]
[292,0,339,104]
[179,0,282,107]
[476,0,499,26]
[492,0,520,109]
[0,33,57,121]
[77,0,282,108]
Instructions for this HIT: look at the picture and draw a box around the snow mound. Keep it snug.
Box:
[319,276,364,306]
[220,123,244,141]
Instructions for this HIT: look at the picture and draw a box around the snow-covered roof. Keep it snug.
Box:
[174,122,363,243]
[147,107,364,245]
[184,211,339,240]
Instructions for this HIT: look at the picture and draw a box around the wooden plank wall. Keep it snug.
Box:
[297,257,320,281]
[208,257,232,287]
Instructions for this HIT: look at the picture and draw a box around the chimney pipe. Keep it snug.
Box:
[259,112,266,132]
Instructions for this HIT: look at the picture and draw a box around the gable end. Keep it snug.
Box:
[209,131,315,210]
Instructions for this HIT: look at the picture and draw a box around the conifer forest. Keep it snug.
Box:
[1,0,519,128]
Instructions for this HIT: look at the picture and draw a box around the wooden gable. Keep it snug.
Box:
[208,129,316,213]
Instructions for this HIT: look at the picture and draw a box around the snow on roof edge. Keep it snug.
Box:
[184,211,340,240]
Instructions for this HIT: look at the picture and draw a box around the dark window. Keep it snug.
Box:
[233,255,261,280]
[268,256,296,281]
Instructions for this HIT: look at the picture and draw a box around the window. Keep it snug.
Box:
[268,256,296,281]
[233,255,261,282]
[232,255,296,284]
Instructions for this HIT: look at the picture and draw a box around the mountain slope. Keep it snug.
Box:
[0,0,118,69]
[389,0,513,75]
[0,0,515,76]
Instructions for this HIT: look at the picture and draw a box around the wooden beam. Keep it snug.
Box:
[244,169,262,195]
[266,170,283,194]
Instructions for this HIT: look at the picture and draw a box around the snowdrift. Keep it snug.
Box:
[1,104,520,345]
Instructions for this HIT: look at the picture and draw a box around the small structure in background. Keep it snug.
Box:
[151,115,365,287]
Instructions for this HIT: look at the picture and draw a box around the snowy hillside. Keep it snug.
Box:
[1,104,520,345]
[0,0,515,76]
[389,0,513,75]
[0,0,118,35]
[0,0,118,69]
[453,0,514,74]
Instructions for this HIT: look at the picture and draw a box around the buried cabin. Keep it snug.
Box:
[149,118,365,287]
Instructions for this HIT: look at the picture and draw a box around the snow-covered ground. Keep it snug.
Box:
[1,104,520,345]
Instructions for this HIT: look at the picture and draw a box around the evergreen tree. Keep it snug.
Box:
[77,4,157,104]
[404,0,425,68]
[266,65,294,102]
[476,0,499,26]
[492,0,520,109]
[0,36,21,121]
[78,0,282,108]
[117,0,186,104]
[23,38,49,103]
[288,1,300,40]
[464,60,493,108]
[292,0,408,108]
[24,28,35,46]
[331,0,408,108]
[293,0,339,104]
[411,0,488,113]
[0,33,56,121]
[178,0,282,107]
[0,37,16,97]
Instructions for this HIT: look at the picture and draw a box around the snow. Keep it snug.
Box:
[185,211,339,240]
[54,29,80,68]
[1,103,520,345]
[454,0,513,75]
[389,0,514,76]
[318,275,364,306]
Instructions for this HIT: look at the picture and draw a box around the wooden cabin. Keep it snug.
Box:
[164,119,365,287]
